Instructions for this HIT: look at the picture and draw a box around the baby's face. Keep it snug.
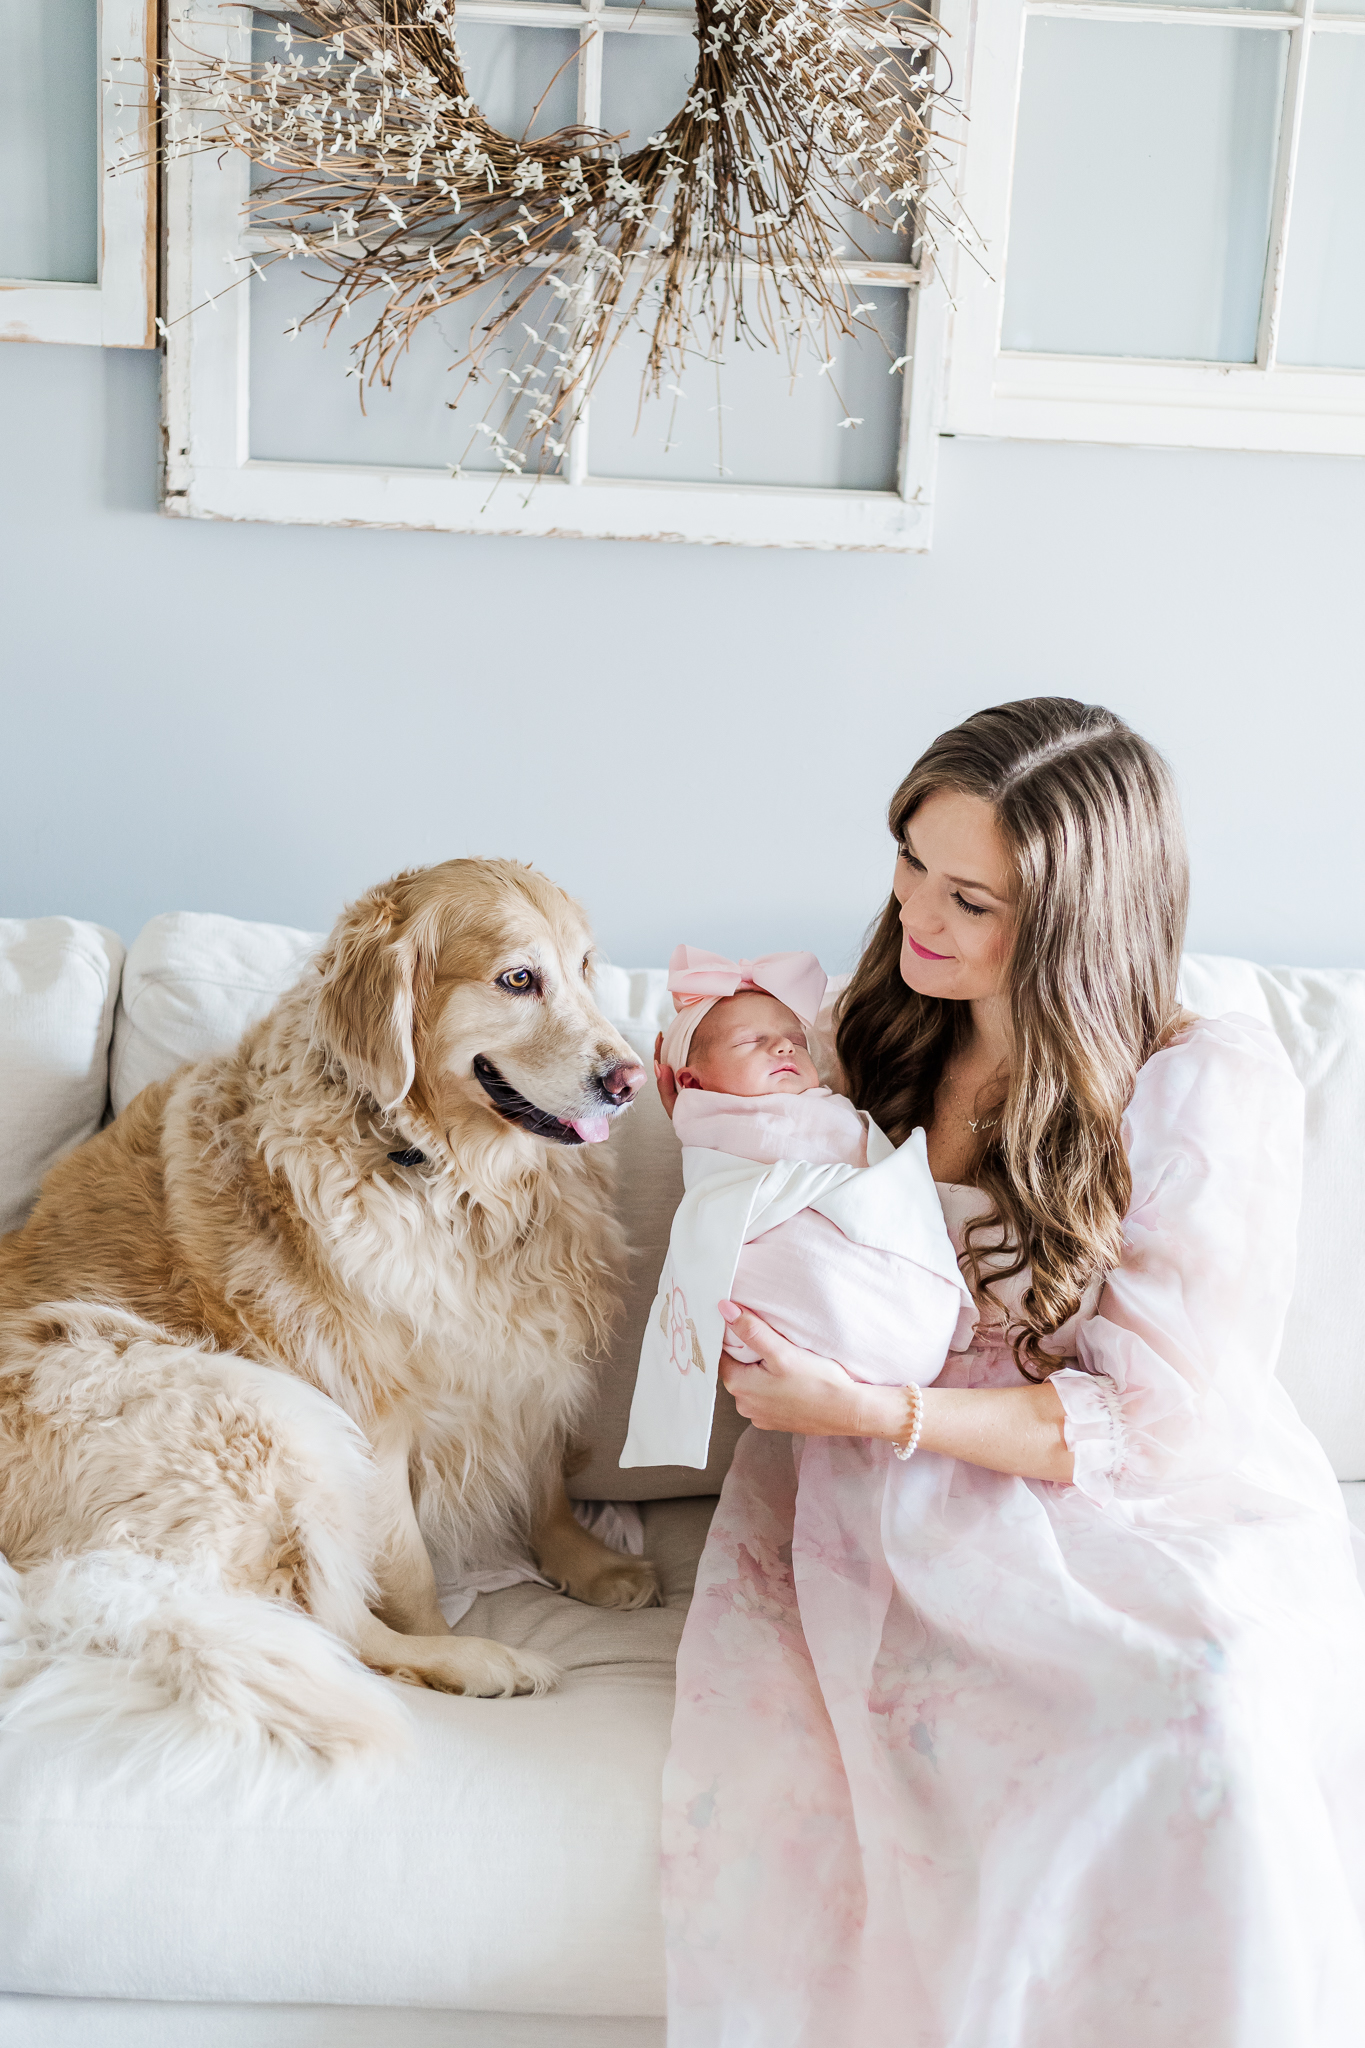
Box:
[677,992,820,1098]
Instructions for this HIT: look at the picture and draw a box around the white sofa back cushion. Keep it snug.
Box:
[1178,954,1365,1482]
[110,912,325,1118]
[0,919,125,1238]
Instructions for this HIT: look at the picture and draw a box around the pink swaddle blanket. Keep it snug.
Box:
[673,1088,974,1385]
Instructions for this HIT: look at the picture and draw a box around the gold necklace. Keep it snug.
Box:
[943,1069,1001,1135]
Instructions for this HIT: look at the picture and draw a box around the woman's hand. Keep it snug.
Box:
[654,1031,679,1119]
[718,1305,889,1438]
[718,1303,1075,1482]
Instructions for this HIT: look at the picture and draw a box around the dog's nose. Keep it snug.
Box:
[598,1061,646,1106]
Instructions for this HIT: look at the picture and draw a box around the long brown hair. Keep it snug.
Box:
[836,698,1188,1375]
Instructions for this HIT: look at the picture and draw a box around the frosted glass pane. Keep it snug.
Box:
[249,262,564,476]
[251,22,581,133]
[1277,37,1365,368]
[1002,20,1285,362]
[249,19,580,139]
[599,30,697,148]
[456,24,580,141]
[0,0,97,284]
[602,30,906,263]
[587,288,908,489]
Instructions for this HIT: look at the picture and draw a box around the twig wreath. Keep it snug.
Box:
[153,0,959,476]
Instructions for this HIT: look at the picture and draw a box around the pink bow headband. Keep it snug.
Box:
[659,944,828,1074]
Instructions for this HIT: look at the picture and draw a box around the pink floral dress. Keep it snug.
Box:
[662,1015,1365,2047]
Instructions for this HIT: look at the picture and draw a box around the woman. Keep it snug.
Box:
[655,700,1365,2047]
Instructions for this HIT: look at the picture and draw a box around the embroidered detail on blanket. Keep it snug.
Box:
[662,1278,707,1376]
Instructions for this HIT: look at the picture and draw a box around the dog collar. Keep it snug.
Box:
[387,1147,426,1167]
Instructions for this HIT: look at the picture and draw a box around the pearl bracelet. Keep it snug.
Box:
[892,1381,924,1462]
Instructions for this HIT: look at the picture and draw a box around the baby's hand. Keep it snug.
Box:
[720,1332,764,1365]
[653,1032,679,1119]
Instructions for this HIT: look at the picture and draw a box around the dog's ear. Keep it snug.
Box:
[314,889,434,1112]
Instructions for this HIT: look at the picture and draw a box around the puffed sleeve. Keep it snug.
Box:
[1050,1015,1304,1503]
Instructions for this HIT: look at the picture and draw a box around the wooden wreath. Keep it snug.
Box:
[155,0,955,474]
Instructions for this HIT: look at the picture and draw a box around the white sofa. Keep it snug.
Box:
[1,913,1363,2048]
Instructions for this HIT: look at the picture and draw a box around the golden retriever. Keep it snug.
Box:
[0,859,657,1766]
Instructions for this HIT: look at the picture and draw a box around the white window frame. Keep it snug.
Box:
[0,0,157,350]
[162,0,956,548]
[941,0,1365,454]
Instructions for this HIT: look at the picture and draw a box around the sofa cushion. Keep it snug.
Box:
[0,919,125,1239]
[0,1496,713,2015]
[110,912,324,1118]
[0,1997,663,2048]
[1179,954,1365,1481]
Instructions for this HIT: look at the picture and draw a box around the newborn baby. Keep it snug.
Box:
[622,947,975,1470]
[673,988,868,1167]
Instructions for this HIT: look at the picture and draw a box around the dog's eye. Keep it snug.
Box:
[582,954,592,980]
[498,968,537,994]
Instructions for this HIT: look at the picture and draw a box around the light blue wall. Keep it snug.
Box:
[2,339,1363,971]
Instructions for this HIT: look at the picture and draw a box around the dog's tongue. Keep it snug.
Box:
[568,1115,611,1144]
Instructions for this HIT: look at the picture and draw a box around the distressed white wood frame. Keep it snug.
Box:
[162,0,955,547]
[0,0,157,349]
[942,0,1365,454]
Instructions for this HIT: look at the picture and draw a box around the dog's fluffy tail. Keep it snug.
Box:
[0,1550,408,1780]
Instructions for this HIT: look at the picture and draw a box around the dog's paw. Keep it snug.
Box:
[575,1557,663,1611]
[405,1637,560,1698]
[457,1640,560,1698]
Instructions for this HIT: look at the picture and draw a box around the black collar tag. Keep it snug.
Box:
[387,1147,427,1167]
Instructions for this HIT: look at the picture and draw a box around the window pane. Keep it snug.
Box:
[0,0,97,284]
[249,261,565,476]
[457,23,580,141]
[600,28,910,265]
[1277,35,1365,369]
[247,21,580,158]
[599,27,697,148]
[586,286,908,489]
[1001,19,1286,362]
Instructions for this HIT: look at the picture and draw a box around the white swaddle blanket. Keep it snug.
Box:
[621,1089,976,1470]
